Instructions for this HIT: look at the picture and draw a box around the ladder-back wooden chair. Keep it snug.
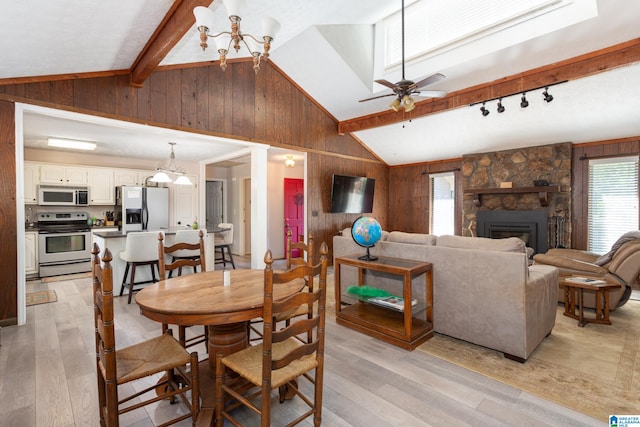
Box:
[158,230,208,350]
[92,243,200,426]
[248,231,315,342]
[215,243,328,427]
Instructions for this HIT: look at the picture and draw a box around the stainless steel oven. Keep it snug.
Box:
[38,212,92,277]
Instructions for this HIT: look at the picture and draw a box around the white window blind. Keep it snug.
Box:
[384,0,561,68]
[430,172,455,235]
[587,156,639,254]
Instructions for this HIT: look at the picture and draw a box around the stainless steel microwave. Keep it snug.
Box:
[38,185,89,206]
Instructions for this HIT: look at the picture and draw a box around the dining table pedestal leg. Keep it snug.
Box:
[197,321,249,421]
[206,321,249,373]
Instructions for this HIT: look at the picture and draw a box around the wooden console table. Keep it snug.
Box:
[334,254,433,350]
[560,277,621,327]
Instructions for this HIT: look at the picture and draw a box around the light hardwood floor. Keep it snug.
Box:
[0,261,601,427]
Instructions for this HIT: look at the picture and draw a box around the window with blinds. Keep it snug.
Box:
[430,172,455,235]
[384,0,564,68]
[587,156,639,253]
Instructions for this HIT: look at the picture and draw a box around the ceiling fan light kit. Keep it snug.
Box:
[194,0,281,74]
[471,81,565,117]
[360,0,447,115]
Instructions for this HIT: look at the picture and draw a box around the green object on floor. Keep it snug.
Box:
[346,286,392,298]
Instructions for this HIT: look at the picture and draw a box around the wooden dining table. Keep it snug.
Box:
[135,268,304,423]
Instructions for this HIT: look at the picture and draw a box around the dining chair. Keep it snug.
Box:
[118,231,161,304]
[214,223,236,269]
[249,231,316,343]
[92,243,200,427]
[167,229,207,277]
[215,243,328,427]
[158,230,208,350]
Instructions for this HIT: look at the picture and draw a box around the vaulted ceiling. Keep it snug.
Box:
[2,0,640,165]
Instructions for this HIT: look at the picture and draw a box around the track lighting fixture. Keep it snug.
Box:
[469,80,566,116]
[480,103,489,116]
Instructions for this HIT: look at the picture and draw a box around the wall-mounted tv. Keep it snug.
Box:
[330,174,375,214]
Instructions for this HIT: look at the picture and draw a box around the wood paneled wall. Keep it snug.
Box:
[0,61,388,323]
[388,159,462,234]
[571,138,640,249]
[0,101,17,325]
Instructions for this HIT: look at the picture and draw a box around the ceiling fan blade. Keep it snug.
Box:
[412,90,447,98]
[374,79,397,90]
[413,73,446,90]
[359,93,397,102]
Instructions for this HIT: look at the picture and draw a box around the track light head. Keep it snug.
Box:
[520,93,529,108]
[480,103,489,117]
[543,87,554,103]
[497,99,505,113]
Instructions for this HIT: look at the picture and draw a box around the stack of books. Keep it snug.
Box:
[367,296,417,312]
[564,276,607,285]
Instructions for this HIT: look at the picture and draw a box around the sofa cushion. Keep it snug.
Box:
[386,231,437,246]
[436,235,526,253]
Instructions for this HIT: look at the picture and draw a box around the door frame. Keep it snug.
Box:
[238,176,251,256]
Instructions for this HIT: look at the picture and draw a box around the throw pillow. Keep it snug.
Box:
[594,230,640,265]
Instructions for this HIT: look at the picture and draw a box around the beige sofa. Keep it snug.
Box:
[333,231,559,362]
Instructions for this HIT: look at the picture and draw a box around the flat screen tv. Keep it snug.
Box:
[330,174,375,213]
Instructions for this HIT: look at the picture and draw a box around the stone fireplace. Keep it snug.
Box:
[461,142,572,250]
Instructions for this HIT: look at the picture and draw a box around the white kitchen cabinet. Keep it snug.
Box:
[114,169,154,187]
[40,164,88,185]
[24,161,39,204]
[25,231,38,276]
[172,175,199,228]
[88,167,115,205]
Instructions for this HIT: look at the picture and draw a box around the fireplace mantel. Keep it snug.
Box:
[464,185,560,207]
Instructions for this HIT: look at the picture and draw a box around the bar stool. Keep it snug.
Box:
[214,223,235,269]
[119,231,162,304]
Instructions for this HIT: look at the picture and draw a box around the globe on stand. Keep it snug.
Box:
[351,216,382,261]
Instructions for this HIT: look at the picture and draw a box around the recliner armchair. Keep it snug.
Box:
[533,231,640,309]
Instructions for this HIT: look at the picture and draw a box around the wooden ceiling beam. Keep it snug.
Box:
[338,38,640,135]
[129,0,214,87]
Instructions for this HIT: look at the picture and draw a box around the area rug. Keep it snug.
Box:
[42,272,91,283]
[416,300,640,421]
[26,290,58,306]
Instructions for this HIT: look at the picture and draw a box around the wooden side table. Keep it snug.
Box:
[334,254,433,350]
[560,277,621,327]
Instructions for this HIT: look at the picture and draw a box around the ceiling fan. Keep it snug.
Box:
[359,0,446,112]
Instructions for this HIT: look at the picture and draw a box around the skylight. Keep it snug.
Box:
[384,0,570,69]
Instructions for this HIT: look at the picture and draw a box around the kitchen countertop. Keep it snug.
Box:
[92,228,200,238]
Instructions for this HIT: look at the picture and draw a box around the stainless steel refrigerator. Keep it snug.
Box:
[117,186,169,233]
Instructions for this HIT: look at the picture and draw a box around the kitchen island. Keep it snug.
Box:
[92,228,216,297]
